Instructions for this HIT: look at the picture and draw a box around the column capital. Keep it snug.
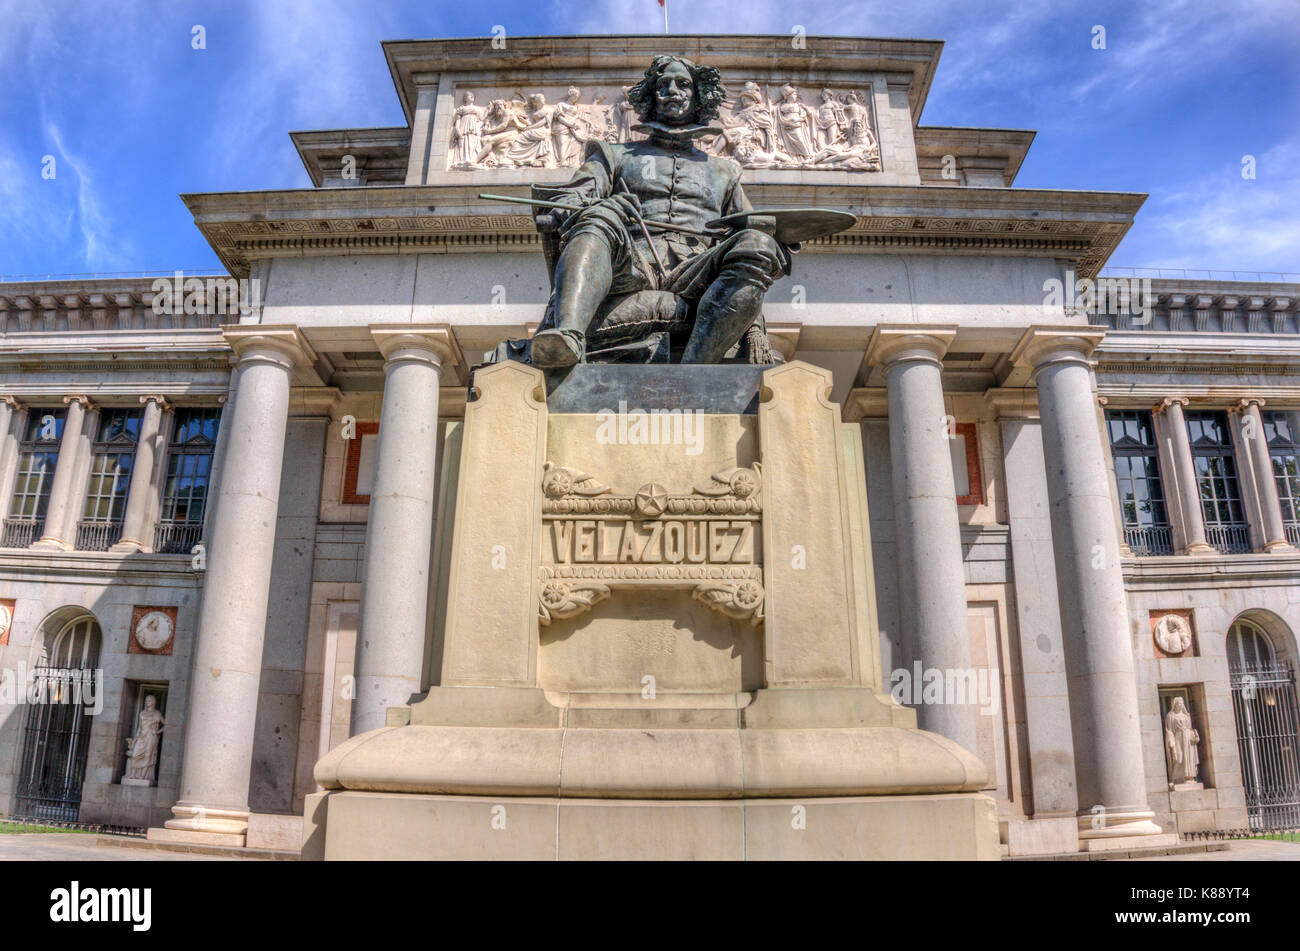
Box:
[369,324,462,369]
[222,324,317,370]
[1152,396,1189,414]
[289,386,343,418]
[1234,397,1266,412]
[1010,327,1106,371]
[1,395,22,410]
[983,387,1039,419]
[62,394,96,410]
[864,325,957,368]
[139,394,173,411]
[842,387,888,420]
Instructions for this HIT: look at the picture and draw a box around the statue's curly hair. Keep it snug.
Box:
[626,55,725,124]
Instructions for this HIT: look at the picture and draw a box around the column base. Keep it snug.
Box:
[108,538,146,553]
[31,537,71,551]
[147,826,246,848]
[159,802,250,842]
[1180,543,1219,556]
[1263,540,1298,553]
[1079,832,1179,853]
[1076,809,1164,840]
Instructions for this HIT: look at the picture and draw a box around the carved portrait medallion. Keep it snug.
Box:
[1152,613,1193,655]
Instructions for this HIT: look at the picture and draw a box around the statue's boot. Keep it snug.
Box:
[530,328,586,368]
[681,273,766,364]
[532,234,614,368]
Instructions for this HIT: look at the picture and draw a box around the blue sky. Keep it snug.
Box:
[2,0,1296,279]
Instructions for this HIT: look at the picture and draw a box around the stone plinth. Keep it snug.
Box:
[308,361,999,860]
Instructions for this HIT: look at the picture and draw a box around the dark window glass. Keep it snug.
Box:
[159,408,221,526]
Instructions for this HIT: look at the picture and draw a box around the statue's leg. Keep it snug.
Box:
[681,230,785,364]
[532,232,614,368]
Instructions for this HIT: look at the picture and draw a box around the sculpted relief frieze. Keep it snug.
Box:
[447,83,880,173]
[538,462,765,626]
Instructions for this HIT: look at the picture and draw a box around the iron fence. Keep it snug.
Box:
[1230,660,1300,832]
[74,520,122,552]
[1124,524,1174,556]
[1207,523,1252,555]
[0,517,42,549]
[153,520,202,555]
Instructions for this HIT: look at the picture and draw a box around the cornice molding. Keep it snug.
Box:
[182,182,1142,280]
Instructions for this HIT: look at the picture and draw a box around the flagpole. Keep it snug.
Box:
[663,0,668,33]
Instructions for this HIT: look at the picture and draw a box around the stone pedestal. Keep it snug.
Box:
[308,361,998,860]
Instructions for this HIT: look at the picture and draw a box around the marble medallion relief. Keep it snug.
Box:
[447,82,881,172]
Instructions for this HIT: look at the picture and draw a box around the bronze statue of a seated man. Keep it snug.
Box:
[528,54,790,367]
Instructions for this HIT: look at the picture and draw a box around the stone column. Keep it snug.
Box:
[111,395,170,552]
[865,326,977,753]
[156,326,315,846]
[1153,397,1214,554]
[350,325,460,736]
[1012,328,1161,841]
[1236,398,1294,552]
[0,397,21,516]
[33,395,92,550]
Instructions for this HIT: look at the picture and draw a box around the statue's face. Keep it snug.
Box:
[144,695,156,709]
[654,60,696,125]
[463,92,474,105]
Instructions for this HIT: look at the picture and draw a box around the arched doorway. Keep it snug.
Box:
[1227,614,1300,831]
[11,610,102,822]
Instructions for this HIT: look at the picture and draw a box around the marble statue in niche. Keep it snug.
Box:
[1164,695,1202,789]
[123,694,164,786]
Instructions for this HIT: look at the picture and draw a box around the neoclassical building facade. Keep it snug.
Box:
[0,34,1296,856]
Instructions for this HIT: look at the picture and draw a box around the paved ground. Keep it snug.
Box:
[0,832,250,860]
[1124,838,1300,861]
[1,831,1297,861]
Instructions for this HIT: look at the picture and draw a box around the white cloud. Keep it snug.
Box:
[43,120,131,271]
[199,0,416,189]
[1127,137,1300,274]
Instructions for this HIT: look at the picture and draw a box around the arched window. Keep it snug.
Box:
[1227,617,1278,673]
[1227,615,1300,831]
[12,611,103,822]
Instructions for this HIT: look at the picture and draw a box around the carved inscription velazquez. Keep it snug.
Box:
[538,462,764,626]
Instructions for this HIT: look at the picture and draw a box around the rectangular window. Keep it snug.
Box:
[1105,409,1173,555]
[77,408,141,551]
[1264,409,1300,548]
[342,422,380,504]
[155,408,221,554]
[1186,410,1250,554]
[948,422,984,505]
[2,408,65,548]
